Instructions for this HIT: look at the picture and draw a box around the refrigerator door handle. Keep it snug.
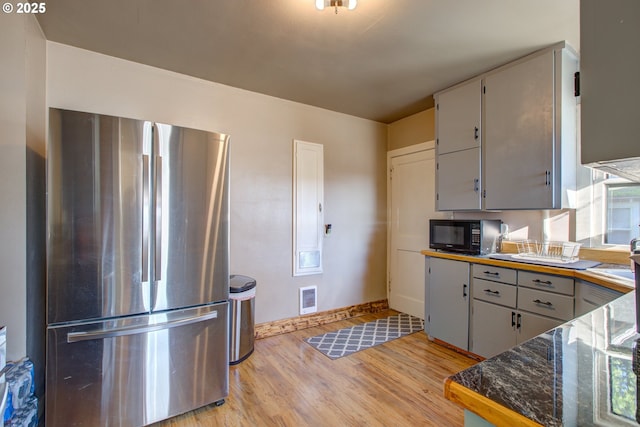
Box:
[142,154,150,283]
[66,310,218,343]
[154,126,163,283]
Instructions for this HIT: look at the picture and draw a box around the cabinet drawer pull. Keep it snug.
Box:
[533,299,553,307]
[483,289,500,295]
[532,279,553,286]
[483,271,499,276]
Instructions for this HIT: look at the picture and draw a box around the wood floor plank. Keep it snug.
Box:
[153,310,476,427]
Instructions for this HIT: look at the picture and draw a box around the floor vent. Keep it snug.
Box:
[299,286,317,315]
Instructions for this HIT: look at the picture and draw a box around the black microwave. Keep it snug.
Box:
[429,219,502,255]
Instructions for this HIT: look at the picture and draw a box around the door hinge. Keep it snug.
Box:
[574,71,580,97]
[482,189,486,198]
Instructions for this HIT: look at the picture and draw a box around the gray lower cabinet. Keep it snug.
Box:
[471,300,563,359]
[428,258,470,350]
[574,279,622,317]
[426,258,595,357]
[470,264,572,359]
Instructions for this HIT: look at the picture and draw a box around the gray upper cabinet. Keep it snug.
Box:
[436,148,481,211]
[436,79,482,155]
[435,79,482,211]
[483,46,578,210]
[434,42,579,211]
[580,0,640,182]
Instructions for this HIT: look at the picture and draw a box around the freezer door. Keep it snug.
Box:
[45,303,229,427]
[152,124,230,311]
[47,109,151,324]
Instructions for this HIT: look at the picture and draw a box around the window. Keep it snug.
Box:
[605,183,640,245]
[576,166,640,249]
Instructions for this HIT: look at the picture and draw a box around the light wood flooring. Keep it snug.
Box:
[155,310,477,427]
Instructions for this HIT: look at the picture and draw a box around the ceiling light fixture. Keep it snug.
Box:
[315,0,357,14]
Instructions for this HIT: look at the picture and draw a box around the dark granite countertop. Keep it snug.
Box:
[446,291,640,426]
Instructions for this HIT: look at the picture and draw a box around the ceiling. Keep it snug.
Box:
[36,0,580,124]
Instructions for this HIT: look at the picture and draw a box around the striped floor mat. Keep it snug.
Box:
[305,313,424,359]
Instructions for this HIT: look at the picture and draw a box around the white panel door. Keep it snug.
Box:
[388,145,441,318]
[293,140,324,276]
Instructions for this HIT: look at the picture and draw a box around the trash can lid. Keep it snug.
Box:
[230,274,256,293]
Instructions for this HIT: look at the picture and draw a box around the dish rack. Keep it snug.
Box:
[514,240,582,263]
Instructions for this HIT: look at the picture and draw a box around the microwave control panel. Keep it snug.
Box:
[471,228,480,246]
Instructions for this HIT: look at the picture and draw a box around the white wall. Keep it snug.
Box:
[47,42,388,324]
[0,13,46,363]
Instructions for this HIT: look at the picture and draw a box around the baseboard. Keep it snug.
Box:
[255,299,389,340]
[431,337,484,362]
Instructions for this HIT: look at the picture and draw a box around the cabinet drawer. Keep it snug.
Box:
[472,278,517,308]
[473,265,517,285]
[517,287,574,321]
[517,271,574,296]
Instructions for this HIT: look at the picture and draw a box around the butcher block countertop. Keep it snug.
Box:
[421,249,634,294]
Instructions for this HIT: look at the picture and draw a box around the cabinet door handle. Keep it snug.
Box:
[463,284,468,298]
[511,311,516,327]
[532,279,553,286]
[544,170,551,186]
[533,299,553,307]
[474,126,479,140]
[483,271,499,276]
[473,178,479,192]
[516,313,522,329]
[483,289,500,295]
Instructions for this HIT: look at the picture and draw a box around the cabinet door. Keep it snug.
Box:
[483,51,555,209]
[429,258,470,350]
[436,79,482,155]
[436,148,481,211]
[517,311,562,345]
[471,300,516,359]
[581,0,640,166]
[574,279,622,317]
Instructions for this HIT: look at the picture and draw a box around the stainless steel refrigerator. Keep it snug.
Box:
[45,108,230,426]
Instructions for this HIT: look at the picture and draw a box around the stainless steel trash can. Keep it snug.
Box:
[229,275,256,365]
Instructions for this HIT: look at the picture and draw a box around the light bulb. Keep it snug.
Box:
[315,0,325,10]
[347,0,357,10]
